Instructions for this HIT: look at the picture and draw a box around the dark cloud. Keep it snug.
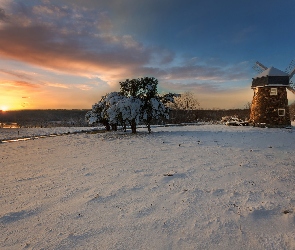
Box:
[0,8,8,21]
[0,2,174,78]
[160,81,227,94]
[129,61,248,84]
[163,60,249,82]
[0,25,149,73]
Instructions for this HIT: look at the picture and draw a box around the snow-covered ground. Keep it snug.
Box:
[0,127,96,142]
[1,123,295,249]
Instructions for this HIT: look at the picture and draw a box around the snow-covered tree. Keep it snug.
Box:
[85,95,110,130]
[106,94,143,133]
[85,92,123,131]
[119,77,175,133]
[160,93,180,104]
[86,77,178,133]
[141,97,169,133]
[119,78,149,133]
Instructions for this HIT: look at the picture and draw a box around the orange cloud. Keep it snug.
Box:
[0,80,39,89]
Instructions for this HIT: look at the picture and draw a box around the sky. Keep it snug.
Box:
[1,0,295,110]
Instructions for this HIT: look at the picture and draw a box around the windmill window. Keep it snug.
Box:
[278,109,285,116]
[270,88,277,95]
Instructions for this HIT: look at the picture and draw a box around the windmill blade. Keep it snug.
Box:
[255,61,268,71]
[288,67,295,79]
[252,61,268,73]
[287,85,295,94]
[287,79,295,94]
[285,59,295,74]
[252,64,264,73]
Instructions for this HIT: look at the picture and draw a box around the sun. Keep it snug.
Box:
[1,105,8,111]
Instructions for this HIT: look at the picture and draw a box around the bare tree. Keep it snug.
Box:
[172,91,200,110]
[244,102,252,110]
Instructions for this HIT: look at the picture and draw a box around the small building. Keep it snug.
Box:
[250,66,291,127]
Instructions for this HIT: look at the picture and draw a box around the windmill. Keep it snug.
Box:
[250,61,295,127]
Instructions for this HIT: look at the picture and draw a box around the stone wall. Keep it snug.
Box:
[250,87,291,127]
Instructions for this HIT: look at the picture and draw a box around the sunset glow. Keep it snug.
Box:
[1,1,295,109]
[1,106,8,111]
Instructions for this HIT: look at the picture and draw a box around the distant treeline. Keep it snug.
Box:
[169,109,250,124]
[0,109,89,127]
[0,109,253,128]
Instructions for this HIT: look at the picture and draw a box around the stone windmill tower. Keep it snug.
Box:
[250,61,295,127]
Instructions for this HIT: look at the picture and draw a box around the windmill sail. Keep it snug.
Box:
[255,61,268,71]
[288,67,295,80]
[285,59,295,74]
[253,61,268,73]
[287,60,295,93]
[287,86,295,94]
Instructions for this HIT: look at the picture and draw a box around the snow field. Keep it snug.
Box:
[1,124,295,249]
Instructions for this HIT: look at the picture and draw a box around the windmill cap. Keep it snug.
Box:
[254,66,289,79]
